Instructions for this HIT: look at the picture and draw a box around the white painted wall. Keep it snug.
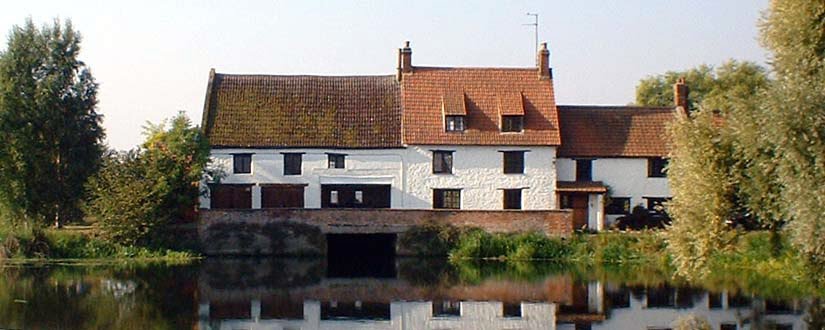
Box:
[557,157,670,226]
[201,148,405,209]
[404,146,557,210]
[201,146,558,210]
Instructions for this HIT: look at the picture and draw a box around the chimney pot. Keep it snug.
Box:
[674,77,689,112]
[537,42,551,80]
[397,41,413,81]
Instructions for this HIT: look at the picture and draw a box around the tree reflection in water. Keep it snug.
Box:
[0,258,817,329]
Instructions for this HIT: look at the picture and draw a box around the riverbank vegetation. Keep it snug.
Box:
[632,0,825,277]
[0,19,209,261]
[0,225,196,261]
[401,223,824,298]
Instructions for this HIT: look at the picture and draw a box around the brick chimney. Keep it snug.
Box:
[674,77,689,112]
[397,41,412,81]
[537,42,551,80]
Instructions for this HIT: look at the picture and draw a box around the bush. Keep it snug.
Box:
[85,113,211,246]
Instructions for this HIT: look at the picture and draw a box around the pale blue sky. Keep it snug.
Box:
[2,1,769,150]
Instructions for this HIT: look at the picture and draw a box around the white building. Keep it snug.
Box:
[199,41,676,230]
[200,42,561,212]
[554,105,675,230]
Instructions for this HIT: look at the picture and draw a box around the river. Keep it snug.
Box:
[0,257,820,329]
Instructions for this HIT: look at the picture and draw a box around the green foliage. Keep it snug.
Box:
[660,0,825,274]
[85,112,211,246]
[634,60,768,109]
[0,18,104,227]
[758,0,825,267]
[398,222,462,256]
[665,109,740,276]
[0,223,195,260]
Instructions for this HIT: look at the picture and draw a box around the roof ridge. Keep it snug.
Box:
[412,66,537,71]
[558,104,674,110]
[215,73,396,79]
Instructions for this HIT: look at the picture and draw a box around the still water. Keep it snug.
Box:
[0,257,820,329]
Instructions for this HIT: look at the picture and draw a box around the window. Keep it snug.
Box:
[432,150,453,174]
[330,190,339,204]
[503,189,522,209]
[559,194,573,209]
[328,154,345,169]
[283,153,302,175]
[576,159,593,181]
[445,115,465,132]
[502,151,525,174]
[233,154,252,174]
[261,184,305,208]
[209,184,252,209]
[501,115,523,132]
[648,157,668,177]
[433,189,461,209]
[646,197,670,214]
[605,197,631,215]
[354,191,364,204]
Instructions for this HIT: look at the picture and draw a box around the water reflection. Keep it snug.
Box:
[0,258,819,329]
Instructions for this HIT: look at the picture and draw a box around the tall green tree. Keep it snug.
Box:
[86,112,210,246]
[0,19,103,227]
[759,0,825,266]
[643,63,773,275]
[635,60,768,110]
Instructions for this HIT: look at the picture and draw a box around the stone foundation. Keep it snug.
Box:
[198,208,572,256]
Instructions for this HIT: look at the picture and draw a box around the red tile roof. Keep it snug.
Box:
[442,91,467,115]
[557,105,676,157]
[400,67,561,146]
[202,72,402,148]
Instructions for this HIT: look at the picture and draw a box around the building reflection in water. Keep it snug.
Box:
[199,300,555,330]
[195,258,811,330]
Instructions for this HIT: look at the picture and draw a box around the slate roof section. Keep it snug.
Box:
[557,181,608,193]
[556,105,675,157]
[400,67,561,146]
[202,72,403,148]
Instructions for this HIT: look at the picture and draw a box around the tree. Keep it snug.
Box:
[0,19,104,227]
[759,0,825,267]
[86,113,210,246]
[635,60,768,110]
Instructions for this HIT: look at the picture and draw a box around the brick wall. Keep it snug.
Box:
[198,208,572,255]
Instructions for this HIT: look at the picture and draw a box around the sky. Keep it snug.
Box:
[1,1,770,150]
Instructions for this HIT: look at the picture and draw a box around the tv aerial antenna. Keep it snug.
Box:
[524,12,539,56]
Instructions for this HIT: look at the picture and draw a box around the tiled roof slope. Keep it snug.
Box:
[202,73,402,148]
[400,67,561,146]
[557,105,676,157]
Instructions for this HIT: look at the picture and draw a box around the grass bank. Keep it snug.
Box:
[400,223,669,265]
[0,225,198,261]
[400,223,824,297]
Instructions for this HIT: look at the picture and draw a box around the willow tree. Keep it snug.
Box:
[759,0,825,266]
[0,19,104,227]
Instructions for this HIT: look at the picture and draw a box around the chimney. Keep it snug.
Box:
[537,42,551,80]
[674,77,689,112]
[397,41,412,81]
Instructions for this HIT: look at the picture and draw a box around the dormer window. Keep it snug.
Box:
[445,115,465,132]
[497,92,525,133]
[442,91,467,132]
[501,116,523,132]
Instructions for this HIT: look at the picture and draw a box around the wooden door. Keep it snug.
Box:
[571,194,589,230]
